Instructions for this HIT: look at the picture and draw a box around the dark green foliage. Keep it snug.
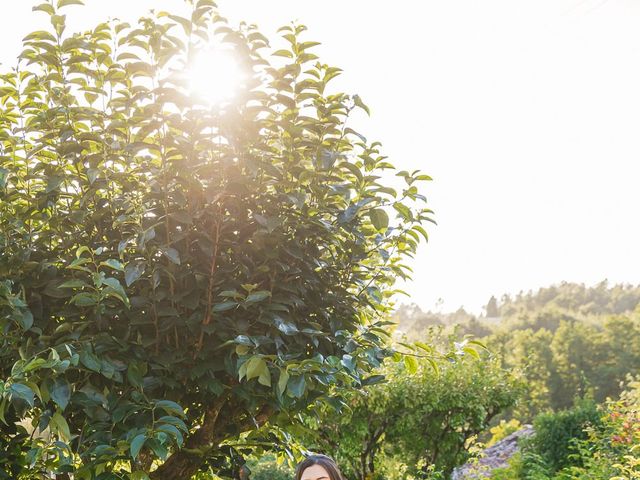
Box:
[525,400,601,473]
[0,1,433,478]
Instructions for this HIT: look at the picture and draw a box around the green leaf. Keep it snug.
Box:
[353,94,370,115]
[463,346,480,359]
[341,354,355,371]
[413,225,429,242]
[156,424,184,447]
[236,345,250,356]
[51,411,71,441]
[70,292,98,306]
[23,358,47,373]
[235,335,253,346]
[130,433,147,460]
[147,438,168,460]
[59,279,87,288]
[245,356,267,381]
[161,247,181,265]
[361,374,385,386]
[58,0,84,7]
[102,277,129,306]
[298,41,321,51]
[127,361,147,388]
[426,357,440,377]
[212,301,237,312]
[273,49,293,58]
[100,259,124,271]
[50,377,71,410]
[287,375,306,398]
[404,355,418,374]
[276,319,298,336]
[414,342,433,353]
[157,415,188,433]
[277,368,289,396]
[51,14,66,36]
[258,368,271,387]
[168,211,193,225]
[79,350,101,372]
[393,202,413,221]
[154,400,185,417]
[67,257,91,272]
[9,383,34,407]
[14,309,33,330]
[245,290,271,303]
[45,176,64,193]
[196,0,217,8]
[468,339,488,350]
[368,208,389,230]
[124,262,145,287]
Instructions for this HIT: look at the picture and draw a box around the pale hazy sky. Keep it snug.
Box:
[3,0,640,313]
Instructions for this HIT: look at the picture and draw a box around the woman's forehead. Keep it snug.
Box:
[301,464,331,480]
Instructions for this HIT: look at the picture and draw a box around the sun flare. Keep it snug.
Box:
[187,49,243,106]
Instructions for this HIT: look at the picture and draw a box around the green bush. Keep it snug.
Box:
[488,453,524,480]
[553,380,640,479]
[525,399,601,473]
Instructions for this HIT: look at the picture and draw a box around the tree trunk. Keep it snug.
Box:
[150,398,226,479]
[149,401,273,480]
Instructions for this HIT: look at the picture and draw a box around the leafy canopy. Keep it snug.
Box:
[0,0,433,478]
[302,337,521,480]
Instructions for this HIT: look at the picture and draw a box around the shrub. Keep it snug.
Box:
[525,399,601,473]
[556,380,640,479]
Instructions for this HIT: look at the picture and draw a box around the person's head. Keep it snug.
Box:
[294,454,345,480]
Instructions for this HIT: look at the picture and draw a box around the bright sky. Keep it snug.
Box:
[3,0,640,313]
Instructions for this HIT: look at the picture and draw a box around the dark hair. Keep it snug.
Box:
[294,454,345,480]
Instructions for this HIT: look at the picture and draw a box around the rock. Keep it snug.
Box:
[451,426,534,479]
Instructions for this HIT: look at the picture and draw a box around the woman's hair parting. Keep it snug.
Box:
[294,454,346,480]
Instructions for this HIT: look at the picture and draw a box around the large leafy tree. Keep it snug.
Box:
[0,0,433,478]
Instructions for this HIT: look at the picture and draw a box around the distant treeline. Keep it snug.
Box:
[394,281,640,420]
[496,280,640,318]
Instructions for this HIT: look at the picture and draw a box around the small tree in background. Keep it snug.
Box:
[485,295,499,317]
[302,342,521,480]
[0,0,433,478]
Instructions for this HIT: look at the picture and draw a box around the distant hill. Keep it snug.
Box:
[394,280,640,338]
[498,280,640,318]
